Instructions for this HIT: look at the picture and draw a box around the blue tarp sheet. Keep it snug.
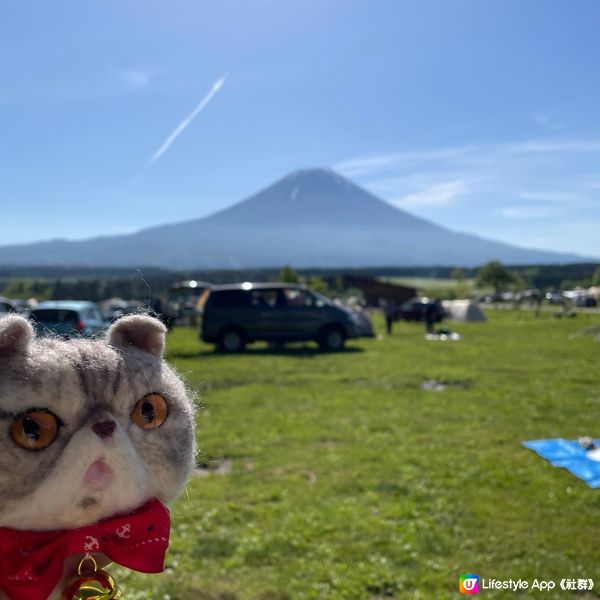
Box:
[523,439,600,488]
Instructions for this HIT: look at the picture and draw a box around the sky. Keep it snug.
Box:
[1,0,600,259]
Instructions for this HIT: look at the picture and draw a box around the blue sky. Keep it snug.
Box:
[2,0,600,258]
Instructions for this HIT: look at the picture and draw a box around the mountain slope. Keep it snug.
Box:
[0,169,589,268]
[200,169,436,229]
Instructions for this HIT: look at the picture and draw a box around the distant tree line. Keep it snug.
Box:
[1,277,162,302]
[0,262,598,302]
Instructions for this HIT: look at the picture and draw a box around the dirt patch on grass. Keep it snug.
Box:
[317,438,342,448]
[303,470,317,485]
[421,378,473,391]
[193,457,233,477]
[568,324,600,341]
[341,377,412,391]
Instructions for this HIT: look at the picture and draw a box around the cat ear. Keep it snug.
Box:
[107,315,166,357]
[0,315,34,355]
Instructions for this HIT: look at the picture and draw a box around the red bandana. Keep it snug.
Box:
[0,499,170,600]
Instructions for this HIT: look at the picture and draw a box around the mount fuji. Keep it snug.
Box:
[0,169,587,268]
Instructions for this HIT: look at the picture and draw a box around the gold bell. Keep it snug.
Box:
[63,555,122,600]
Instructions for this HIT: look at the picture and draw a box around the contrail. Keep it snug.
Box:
[147,75,227,167]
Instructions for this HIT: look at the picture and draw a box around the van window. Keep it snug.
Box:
[283,288,313,307]
[83,307,102,320]
[250,289,278,308]
[210,290,251,308]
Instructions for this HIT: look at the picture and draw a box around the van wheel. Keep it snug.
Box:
[217,328,246,353]
[318,325,346,351]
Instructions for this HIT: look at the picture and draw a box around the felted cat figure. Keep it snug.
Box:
[0,314,195,600]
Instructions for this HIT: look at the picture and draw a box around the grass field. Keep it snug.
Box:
[117,309,600,599]
[379,276,474,289]
[378,276,476,294]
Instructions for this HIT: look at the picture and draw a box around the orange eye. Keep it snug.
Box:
[11,410,59,450]
[131,394,168,430]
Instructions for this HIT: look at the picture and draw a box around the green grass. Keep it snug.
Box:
[378,276,476,291]
[115,309,600,599]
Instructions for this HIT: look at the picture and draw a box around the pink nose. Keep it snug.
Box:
[92,420,116,439]
[85,459,113,490]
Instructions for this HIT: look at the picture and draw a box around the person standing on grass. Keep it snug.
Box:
[383,300,396,335]
[424,299,440,334]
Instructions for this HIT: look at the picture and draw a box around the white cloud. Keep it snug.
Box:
[507,138,600,154]
[392,180,468,208]
[334,138,600,213]
[500,206,563,219]
[516,190,579,203]
[115,68,155,89]
[335,137,600,180]
[334,147,471,177]
[332,137,600,256]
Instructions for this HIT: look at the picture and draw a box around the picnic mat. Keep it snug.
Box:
[523,439,600,488]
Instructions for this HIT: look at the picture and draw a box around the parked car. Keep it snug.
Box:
[30,301,108,338]
[99,298,143,322]
[10,299,33,315]
[168,280,212,322]
[398,298,445,322]
[573,294,597,307]
[546,291,567,305]
[0,297,16,315]
[545,291,566,305]
[199,282,373,352]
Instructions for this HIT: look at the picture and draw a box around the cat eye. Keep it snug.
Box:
[131,394,168,430]
[11,410,59,450]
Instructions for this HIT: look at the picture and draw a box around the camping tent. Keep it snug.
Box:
[587,286,600,300]
[442,300,486,322]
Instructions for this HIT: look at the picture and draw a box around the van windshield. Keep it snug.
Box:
[311,291,332,307]
[283,288,331,308]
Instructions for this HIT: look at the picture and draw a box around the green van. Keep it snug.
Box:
[199,282,372,352]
